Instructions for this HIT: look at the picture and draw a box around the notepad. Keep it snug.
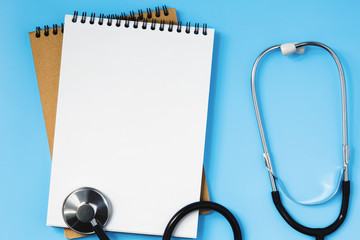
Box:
[47,14,214,238]
[29,7,210,239]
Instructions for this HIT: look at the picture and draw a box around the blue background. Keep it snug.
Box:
[1,0,359,239]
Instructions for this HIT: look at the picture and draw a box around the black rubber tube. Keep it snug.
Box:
[92,222,110,240]
[162,201,242,240]
[272,181,350,239]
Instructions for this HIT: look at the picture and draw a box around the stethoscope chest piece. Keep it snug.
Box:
[62,187,110,235]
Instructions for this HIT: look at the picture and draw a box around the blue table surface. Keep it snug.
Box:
[1,0,360,239]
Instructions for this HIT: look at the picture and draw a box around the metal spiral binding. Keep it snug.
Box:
[203,23,208,35]
[44,25,49,36]
[155,6,161,17]
[151,19,156,30]
[72,11,78,23]
[168,21,174,32]
[53,24,58,35]
[177,21,182,33]
[81,12,86,23]
[34,6,209,38]
[142,19,148,29]
[107,15,112,26]
[90,13,95,24]
[138,9,144,20]
[129,11,135,20]
[124,18,130,28]
[98,14,104,25]
[146,8,152,19]
[35,23,63,37]
[185,22,191,34]
[163,5,169,16]
[133,19,139,28]
[120,12,127,20]
[194,23,199,35]
[35,27,41,38]
[116,17,121,27]
[159,20,165,31]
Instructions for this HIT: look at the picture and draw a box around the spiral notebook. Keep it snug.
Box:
[28,6,176,157]
[46,12,214,238]
[29,7,210,239]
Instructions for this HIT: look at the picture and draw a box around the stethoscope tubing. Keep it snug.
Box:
[162,201,242,240]
[272,180,350,240]
[251,42,350,240]
[64,188,242,240]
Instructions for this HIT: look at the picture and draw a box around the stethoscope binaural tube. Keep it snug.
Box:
[251,42,350,240]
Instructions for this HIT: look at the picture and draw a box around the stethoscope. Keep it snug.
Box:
[251,42,350,240]
[62,187,242,240]
[61,42,350,240]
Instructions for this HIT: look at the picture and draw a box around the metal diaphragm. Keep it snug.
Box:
[62,187,110,234]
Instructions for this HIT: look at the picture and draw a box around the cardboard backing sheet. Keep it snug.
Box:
[29,7,210,239]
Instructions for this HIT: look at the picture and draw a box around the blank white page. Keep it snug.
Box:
[47,15,214,238]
